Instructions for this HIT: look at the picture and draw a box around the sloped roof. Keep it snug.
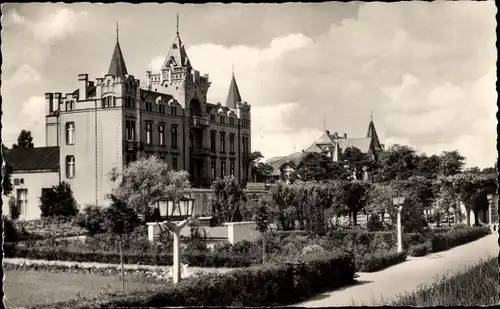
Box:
[304,143,323,153]
[4,147,60,172]
[162,34,191,70]
[225,74,242,108]
[315,131,334,144]
[265,156,285,165]
[269,152,306,176]
[337,138,372,153]
[366,120,382,150]
[108,40,128,77]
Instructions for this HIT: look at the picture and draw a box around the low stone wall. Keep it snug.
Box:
[147,221,260,245]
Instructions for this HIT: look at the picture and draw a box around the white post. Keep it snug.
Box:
[488,200,493,230]
[172,229,181,284]
[397,206,402,253]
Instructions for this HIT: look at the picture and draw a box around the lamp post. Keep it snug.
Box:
[157,195,195,284]
[487,193,494,231]
[392,196,405,253]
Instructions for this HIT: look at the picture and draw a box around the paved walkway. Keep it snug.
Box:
[3,258,236,277]
[294,234,498,307]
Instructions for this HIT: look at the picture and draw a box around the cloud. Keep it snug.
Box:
[4,65,41,90]
[31,8,87,42]
[17,96,46,146]
[4,9,26,25]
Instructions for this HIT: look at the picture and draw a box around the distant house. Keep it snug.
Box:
[267,118,384,183]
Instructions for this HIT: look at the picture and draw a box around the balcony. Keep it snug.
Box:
[124,141,145,152]
[190,147,210,157]
[190,116,209,127]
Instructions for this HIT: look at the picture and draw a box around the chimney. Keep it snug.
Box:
[333,132,339,138]
[78,74,89,101]
[54,93,62,110]
[344,133,347,139]
[45,93,54,115]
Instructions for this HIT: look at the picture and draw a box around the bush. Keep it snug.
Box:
[355,251,407,272]
[392,258,499,306]
[430,226,490,253]
[15,217,87,240]
[8,196,20,220]
[76,205,107,236]
[39,181,78,217]
[32,251,356,308]
[300,244,325,256]
[367,214,384,231]
[102,196,141,236]
[3,215,19,243]
[408,243,429,257]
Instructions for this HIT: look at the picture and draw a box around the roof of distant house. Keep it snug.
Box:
[4,146,60,172]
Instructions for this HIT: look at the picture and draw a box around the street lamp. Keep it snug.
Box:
[487,194,494,231]
[156,195,196,284]
[392,196,405,253]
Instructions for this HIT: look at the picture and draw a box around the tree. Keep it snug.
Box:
[439,150,465,177]
[76,204,107,236]
[109,156,191,221]
[333,180,371,226]
[39,181,78,217]
[2,161,13,196]
[8,196,19,220]
[342,146,375,180]
[103,195,141,236]
[209,175,247,224]
[375,145,420,182]
[12,130,34,149]
[297,152,349,181]
[269,181,297,230]
[249,151,274,182]
[255,198,273,263]
[416,154,441,180]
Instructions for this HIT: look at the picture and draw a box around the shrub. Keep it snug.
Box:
[355,251,407,272]
[31,251,356,308]
[3,215,19,243]
[301,244,325,256]
[430,226,490,253]
[39,181,78,217]
[367,214,384,231]
[8,196,20,220]
[102,196,141,236]
[184,221,209,253]
[408,243,429,257]
[76,205,107,236]
[15,217,87,240]
[392,258,499,306]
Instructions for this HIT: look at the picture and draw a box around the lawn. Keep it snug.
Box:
[3,270,164,308]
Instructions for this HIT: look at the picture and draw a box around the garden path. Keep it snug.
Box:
[3,257,236,277]
[294,234,498,307]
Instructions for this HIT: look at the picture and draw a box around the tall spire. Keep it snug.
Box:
[225,69,242,108]
[108,23,128,77]
[161,14,191,70]
[366,113,382,150]
[176,13,179,36]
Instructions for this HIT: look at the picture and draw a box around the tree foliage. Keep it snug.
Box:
[209,175,247,224]
[439,150,465,177]
[296,152,349,181]
[39,181,78,217]
[375,145,421,182]
[249,151,274,182]
[8,196,19,220]
[12,130,34,149]
[109,156,191,221]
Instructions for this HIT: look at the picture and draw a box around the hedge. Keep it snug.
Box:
[408,243,430,257]
[30,251,356,308]
[355,251,407,272]
[5,246,256,268]
[430,226,490,253]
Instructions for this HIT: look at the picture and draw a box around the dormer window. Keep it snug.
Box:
[145,102,152,112]
[210,114,216,122]
[171,106,177,116]
[159,105,166,114]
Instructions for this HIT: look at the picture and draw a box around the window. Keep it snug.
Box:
[16,189,28,216]
[158,124,165,146]
[221,161,226,178]
[126,154,136,165]
[211,161,216,180]
[210,114,216,122]
[125,97,135,108]
[172,156,178,171]
[220,116,225,124]
[66,156,75,179]
[229,134,235,153]
[189,133,194,148]
[159,105,166,114]
[230,161,235,176]
[145,122,153,145]
[210,131,216,152]
[220,132,226,153]
[65,122,75,145]
[146,102,153,112]
[65,100,75,111]
[171,125,178,147]
[230,118,234,125]
[102,96,116,108]
[126,120,136,141]
[171,106,177,116]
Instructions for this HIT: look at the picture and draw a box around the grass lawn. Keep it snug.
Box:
[3,270,165,308]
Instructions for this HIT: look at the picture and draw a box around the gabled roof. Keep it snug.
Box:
[315,131,334,145]
[108,40,128,77]
[4,147,60,172]
[337,138,372,153]
[225,74,243,108]
[162,34,191,70]
[304,143,323,153]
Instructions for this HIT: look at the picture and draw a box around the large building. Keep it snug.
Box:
[267,118,384,182]
[2,21,252,220]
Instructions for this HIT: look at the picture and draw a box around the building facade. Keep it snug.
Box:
[3,23,252,217]
[267,118,384,183]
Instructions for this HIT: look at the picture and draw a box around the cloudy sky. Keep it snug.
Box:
[1,2,497,168]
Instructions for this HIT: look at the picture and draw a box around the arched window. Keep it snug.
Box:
[101,96,116,108]
[65,122,75,145]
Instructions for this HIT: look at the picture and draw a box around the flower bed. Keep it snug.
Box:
[29,251,356,308]
[15,217,87,240]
